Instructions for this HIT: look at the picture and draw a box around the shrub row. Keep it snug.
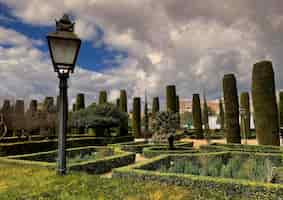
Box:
[142,146,199,158]
[110,141,193,154]
[0,136,134,156]
[200,143,283,154]
[1,146,135,174]
[113,152,283,199]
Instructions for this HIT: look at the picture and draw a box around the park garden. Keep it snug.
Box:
[0,59,283,199]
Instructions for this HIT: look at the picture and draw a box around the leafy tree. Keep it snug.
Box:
[70,103,128,137]
[151,111,179,144]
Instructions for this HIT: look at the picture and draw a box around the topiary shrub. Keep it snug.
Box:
[152,97,160,116]
[1,100,13,135]
[132,97,141,138]
[218,98,225,130]
[223,74,241,143]
[252,61,280,146]
[99,91,107,105]
[119,90,127,113]
[151,111,179,146]
[166,85,177,113]
[240,92,250,139]
[76,93,85,111]
[70,103,128,137]
[279,91,283,129]
[192,94,203,138]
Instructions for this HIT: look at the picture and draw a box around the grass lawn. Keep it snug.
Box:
[0,163,234,200]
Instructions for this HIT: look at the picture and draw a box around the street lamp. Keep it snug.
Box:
[47,14,81,175]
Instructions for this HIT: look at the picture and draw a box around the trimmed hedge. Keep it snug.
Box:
[1,146,135,174]
[0,136,134,156]
[113,152,283,199]
[200,143,283,154]
[143,146,198,158]
[110,141,193,154]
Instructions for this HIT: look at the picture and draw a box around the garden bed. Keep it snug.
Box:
[1,146,135,174]
[113,152,283,199]
[0,135,134,156]
[110,141,193,153]
[143,146,198,158]
[200,143,283,154]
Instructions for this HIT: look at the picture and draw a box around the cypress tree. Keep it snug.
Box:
[132,97,141,137]
[1,100,13,134]
[166,85,177,113]
[240,92,250,139]
[192,94,203,138]
[99,91,107,104]
[152,97,160,116]
[176,95,180,128]
[219,99,224,130]
[144,91,149,135]
[76,93,85,111]
[252,60,279,146]
[116,98,120,108]
[13,100,25,132]
[120,90,127,113]
[202,93,209,131]
[43,97,54,113]
[223,74,241,143]
[72,104,76,112]
[29,100,38,114]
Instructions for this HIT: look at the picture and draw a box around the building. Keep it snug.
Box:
[179,99,219,114]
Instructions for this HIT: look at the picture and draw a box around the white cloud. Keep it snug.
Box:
[1,0,283,108]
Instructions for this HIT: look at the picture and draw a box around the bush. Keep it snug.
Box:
[113,152,283,199]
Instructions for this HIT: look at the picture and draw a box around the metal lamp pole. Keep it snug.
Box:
[58,73,69,175]
[47,14,81,176]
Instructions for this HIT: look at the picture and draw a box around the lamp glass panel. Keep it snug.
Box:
[50,38,79,66]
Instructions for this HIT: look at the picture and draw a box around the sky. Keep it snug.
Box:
[0,0,283,109]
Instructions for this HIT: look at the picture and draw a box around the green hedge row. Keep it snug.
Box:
[142,146,199,158]
[0,136,134,156]
[7,146,114,162]
[1,146,135,174]
[113,152,283,199]
[200,143,283,154]
[110,141,193,154]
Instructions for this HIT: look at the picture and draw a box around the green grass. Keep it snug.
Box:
[0,162,236,200]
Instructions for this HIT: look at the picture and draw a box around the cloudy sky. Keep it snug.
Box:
[0,0,283,109]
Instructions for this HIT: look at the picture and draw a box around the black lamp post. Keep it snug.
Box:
[47,14,81,175]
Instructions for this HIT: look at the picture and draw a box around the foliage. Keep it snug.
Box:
[119,90,127,113]
[75,93,85,111]
[151,111,179,143]
[159,155,274,183]
[70,103,128,129]
[166,85,177,113]
[252,60,280,145]
[132,97,141,137]
[217,99,224,130]
[99,90,107,104]
[223,73,241,143]
[192,94,203,138]
[0,162,228,200]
